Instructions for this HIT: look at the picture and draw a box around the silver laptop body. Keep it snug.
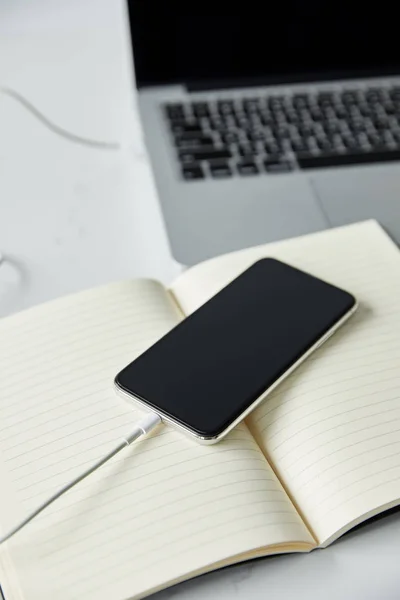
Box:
[128,5,400,265]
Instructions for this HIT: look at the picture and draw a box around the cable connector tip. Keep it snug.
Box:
[125,412,162,445]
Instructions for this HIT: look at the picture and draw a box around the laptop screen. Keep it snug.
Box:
[128,3,400,89]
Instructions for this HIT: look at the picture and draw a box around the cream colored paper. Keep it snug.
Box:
[0,279,311,600]
[172,220,400,545]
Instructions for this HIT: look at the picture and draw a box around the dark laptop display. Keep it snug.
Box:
[129,5,400,90]
[128,4,400,181]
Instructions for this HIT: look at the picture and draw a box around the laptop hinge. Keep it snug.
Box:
[186,76,278,93]
[186,69,400,93]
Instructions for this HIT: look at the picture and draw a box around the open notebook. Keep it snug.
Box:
[1,220,400,600]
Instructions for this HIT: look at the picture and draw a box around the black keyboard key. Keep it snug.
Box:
[208,115,225,130]
[383,101,396,116]
[270,109,286,123]
[390,87,400,102]
[373,117,390,130]
[182,164,204,180]
[217,100,235,115]
[298,149,400,170]
[284,109,300,124]
[263,124,277,138]
[389,86,400,102]
[368,103,382,117]
[359,104,371,117]
[275,126,290,139]
[317,93,334,108]
[220,131,240,145]
[341,90,358,105]
[332,135,345,150]
[209,160,232,178]
[238,142,257,157]
[259,111,274,126]
[239,129,254,144]
[242,98,260,113]
[179,148,232,163]
[174,131,212,141]
[366,89,382,104]
[318,91,334,101]
[191,102,210,118]
[248,130,266,142]
[237,160,259,175]
[316,137,334,153]
[291,139,308,153]
[175,135,214,149]
[264,152,284,162]
[171,121,202,135]
[290,125,304,141]
[219,116,236,130]
[292,94,309,109]
[298,124,315,137]
[222,112,237,124]
[268,96,285,110]
[208,111,222,124]
[348,119,366,133]
[165,103,185,120]
[310,106,324,121]
[342,134,360,151]
[319,108,334,123]
[323,121,341,134]
[265,140,283,154]
[368,132,385,147]
[335,106,348,119]
[382,130,396,146]
[264,159,292,173]
[248,112,263,126]
[305,136,318,151]
[296,103,311,116]
[234,114,252,129]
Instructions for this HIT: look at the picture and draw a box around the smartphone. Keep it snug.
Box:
[115,259,357,444]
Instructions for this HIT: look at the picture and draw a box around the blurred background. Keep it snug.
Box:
[0,0,179,317]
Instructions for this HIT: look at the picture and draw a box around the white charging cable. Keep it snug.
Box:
[0,86,124,299]
[0,86,122,150]
[0,89,161,545]
[0,412,162,546]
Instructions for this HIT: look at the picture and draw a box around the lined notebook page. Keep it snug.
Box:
[0,280,312,600]
[171,220,400,546]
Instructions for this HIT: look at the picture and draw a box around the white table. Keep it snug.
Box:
[0,0,180,318]
[1,2,400,599]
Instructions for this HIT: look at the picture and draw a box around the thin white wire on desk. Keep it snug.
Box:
[0,86,122,150]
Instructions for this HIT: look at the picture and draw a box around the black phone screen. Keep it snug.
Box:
[116,259,356,439]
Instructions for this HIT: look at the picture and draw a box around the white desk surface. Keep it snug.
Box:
[0,2,400,599]
[0,0,180,318]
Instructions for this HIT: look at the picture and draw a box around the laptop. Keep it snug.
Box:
[127,3,400,265]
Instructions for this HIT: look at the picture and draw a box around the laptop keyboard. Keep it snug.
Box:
[163,85,400,180]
